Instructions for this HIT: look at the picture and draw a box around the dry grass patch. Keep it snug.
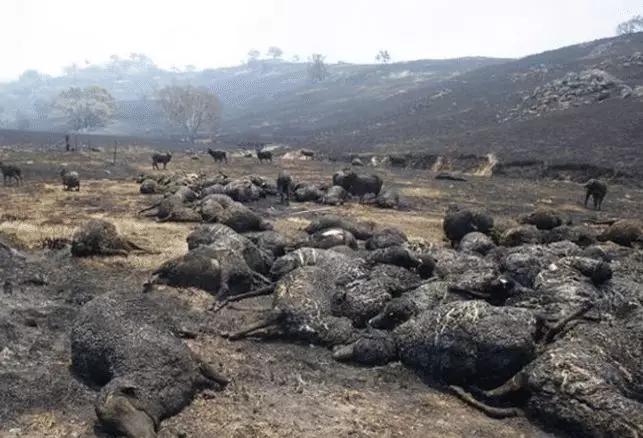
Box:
[399,186,444,199]
[3,411,87,438]
[0,179,192,271]
[273,216,311,238]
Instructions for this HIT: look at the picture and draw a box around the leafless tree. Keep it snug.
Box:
[247,49,260,63]
[375,49,391,64]
[267,46,283,60]
[616,15,643,35]
[157,85,221,143]
[33,98,52,120]
[307,53,329,82]
[54,86,115,131]
[14,111,30,130]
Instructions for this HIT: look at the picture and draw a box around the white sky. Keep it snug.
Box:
[0,0,640,80]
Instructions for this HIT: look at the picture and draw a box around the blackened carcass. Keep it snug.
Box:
[395,301,538,387]
[71,292,228,438]
[71,219,149,257]
[305,215,375,240]
[225,266,355,345]
[443,206,494,246]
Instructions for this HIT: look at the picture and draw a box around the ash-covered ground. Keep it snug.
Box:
[0,148,641,437]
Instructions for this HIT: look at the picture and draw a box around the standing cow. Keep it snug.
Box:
[584,179,607,210]
[0,162,23,186]
[276,171,293,205]
[257,150,273,163]
[208,149,228,163]
[152,152,172,170]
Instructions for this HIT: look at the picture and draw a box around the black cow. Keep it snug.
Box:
[0,162,23,186]
[584,179,607,210]
[257,150,273,163]
[276,171,293,205]
[207,149,228,163]
[388,154,407,167]
[152,152,172,170]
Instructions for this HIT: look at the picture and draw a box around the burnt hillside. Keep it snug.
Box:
[302,33,643,175]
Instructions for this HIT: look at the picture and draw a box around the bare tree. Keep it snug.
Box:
[55,86,115,131]
[267,46,284,60]
[247,49,260,63]
[375,50,391,64]
[157,85,221,143]
[14,110,31,130]
[307,54,329,82]
[616,15,643,35]
[33,98,53,120]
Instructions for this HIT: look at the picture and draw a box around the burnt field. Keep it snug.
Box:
[0,146,642,437]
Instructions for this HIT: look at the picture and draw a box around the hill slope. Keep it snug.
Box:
[302,33,643,176]
[0,33,641,175]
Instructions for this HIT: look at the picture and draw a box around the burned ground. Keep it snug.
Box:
[0,147,642,437]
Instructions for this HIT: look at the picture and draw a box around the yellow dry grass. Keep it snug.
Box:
[272,202,444,243]
[2,412,87,438]
[398,186,444,199]
[0,179,193,272]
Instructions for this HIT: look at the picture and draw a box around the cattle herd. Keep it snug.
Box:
[0,145,642,438]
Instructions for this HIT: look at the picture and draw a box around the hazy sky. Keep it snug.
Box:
[0,0,640,80]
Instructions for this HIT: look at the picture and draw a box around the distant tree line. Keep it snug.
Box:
[616,15,643,35]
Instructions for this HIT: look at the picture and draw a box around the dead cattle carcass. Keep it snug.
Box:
[71,292,228,438]
[71,219,149,257]
[443,206,494,246]
[225,266,355,345]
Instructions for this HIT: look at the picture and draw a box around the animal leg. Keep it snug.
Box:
[584,191,590,208]
[251,270,272,286]
[478,371,527,398]
[99,246,130,257]
[125,240,158,255]
[450,386,524,418]
[222,312,282,340]
[211,284,276,313]
[543,303,593,344]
